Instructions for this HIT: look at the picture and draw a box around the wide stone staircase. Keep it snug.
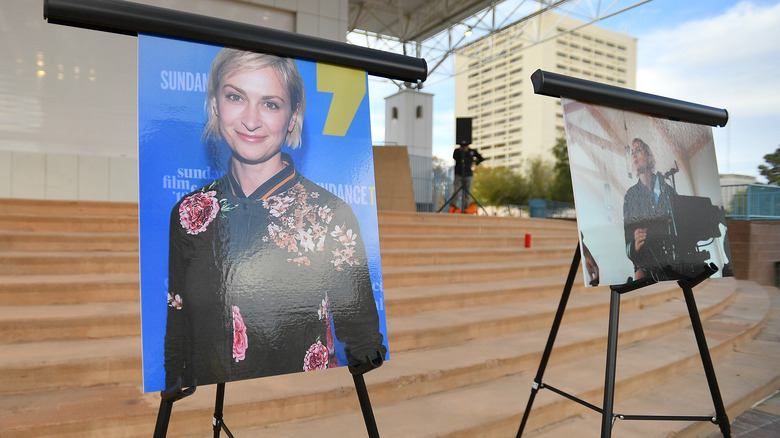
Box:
[0,200,778,437]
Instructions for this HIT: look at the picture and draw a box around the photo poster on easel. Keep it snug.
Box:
[138,34,389,393]
[561,98,733,287]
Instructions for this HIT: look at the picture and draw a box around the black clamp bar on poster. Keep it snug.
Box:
[531,69,728,127]
[43,0,428,83]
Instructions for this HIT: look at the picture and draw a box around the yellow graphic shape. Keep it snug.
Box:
[317,63,366,137]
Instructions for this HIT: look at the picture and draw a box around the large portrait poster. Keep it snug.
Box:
[138,34,388,393]
[561,98,732,287]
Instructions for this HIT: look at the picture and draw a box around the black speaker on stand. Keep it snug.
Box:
[456,117,472,146]
[439,117,486,214]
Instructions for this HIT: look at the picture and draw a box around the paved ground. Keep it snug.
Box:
[706,389,780,438]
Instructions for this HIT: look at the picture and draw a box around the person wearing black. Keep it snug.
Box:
[452,143,484,210]
[164,48,386,390]
[623,137,683,281]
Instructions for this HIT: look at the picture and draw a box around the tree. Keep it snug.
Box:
[472,165,529,206]
[549,136,574,202]
[758,146,780,185]
[525,156,554,200]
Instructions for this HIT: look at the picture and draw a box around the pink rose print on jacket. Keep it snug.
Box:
[179,191,220,235]
[303,340,329,371]
[318,294,339,368]
[232,306,248,363]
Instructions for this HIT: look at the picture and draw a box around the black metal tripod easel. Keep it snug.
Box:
[153,352,385,437]
[516,245,731,438]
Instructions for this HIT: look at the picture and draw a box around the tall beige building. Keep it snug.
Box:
[454,12,637,170]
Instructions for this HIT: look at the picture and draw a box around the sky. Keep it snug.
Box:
[365,0,780,181]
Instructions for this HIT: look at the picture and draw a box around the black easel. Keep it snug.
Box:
[153,351,385,437]
[153,379,196,438]
[516,246,731,438]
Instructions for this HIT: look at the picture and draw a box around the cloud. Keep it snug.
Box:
[637,1,780,117]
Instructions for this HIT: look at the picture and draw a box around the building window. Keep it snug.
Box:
[392,107,398,120]
[416,105,423,119]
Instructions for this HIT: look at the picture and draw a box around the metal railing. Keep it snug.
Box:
[722,184,780,220]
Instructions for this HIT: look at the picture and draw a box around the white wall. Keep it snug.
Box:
[0,0,349,202]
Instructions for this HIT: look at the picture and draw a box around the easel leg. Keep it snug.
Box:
[680,282,731,437]
[212,383,234,438]
[600,288,621,438]
[153,398,174,438]
[353,373,380,438]
[517,245,582,437]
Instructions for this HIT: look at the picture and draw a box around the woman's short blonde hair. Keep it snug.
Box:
[203,48,306,149]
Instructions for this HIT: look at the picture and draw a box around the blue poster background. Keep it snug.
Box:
[138,34,387,392]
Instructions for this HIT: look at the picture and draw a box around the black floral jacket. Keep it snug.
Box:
[165,154,386,389]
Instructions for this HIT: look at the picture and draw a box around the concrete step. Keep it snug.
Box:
[0,336,141,396]
[0,214,138,233]
[0,279,748,437]
[0,302,140,344]
[0,273,139,306]
[381,245,576,267]
[378,221,576,237]
[0,198,138,217]
[0,230,138,252]
[382,258,574,288]
[384,274,585,316]
[379,233,577,250]
[0,251,139,276]
[378,211,577,231]
[386,280,725,353]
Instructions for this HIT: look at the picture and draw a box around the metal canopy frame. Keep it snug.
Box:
[347,0,653,88]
